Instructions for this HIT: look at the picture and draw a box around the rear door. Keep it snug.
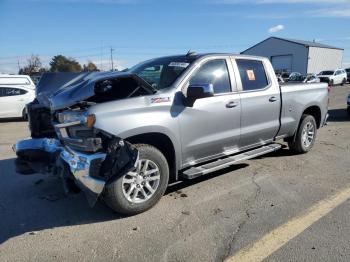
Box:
[232,58,281,148]
[178,57,241,166]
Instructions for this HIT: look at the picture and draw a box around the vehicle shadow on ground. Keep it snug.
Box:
[0,157,250,244]
[0,118,26,123]
[0,158,121,244]
[327,108,349,122]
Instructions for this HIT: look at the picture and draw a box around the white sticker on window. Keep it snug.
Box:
[246,70,256,81]
[168,62,189,68]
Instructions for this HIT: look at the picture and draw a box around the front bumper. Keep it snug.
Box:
[13,138,107,205]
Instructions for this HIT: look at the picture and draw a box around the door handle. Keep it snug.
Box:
[269,96,278,102]
[226,101,238,108]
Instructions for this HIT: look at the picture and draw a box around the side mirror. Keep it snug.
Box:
[186,84,214,100]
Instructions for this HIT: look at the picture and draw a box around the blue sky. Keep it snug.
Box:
[0,0,349,73]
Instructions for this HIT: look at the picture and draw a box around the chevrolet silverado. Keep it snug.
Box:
[13,53,329,215]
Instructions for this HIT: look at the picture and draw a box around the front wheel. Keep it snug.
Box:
[341,78,346,86]
[103,144,169,215]
[288,114,317,154]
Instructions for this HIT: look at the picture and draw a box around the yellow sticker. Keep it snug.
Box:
[247,70,255,81]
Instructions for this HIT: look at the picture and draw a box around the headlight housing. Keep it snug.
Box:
[57,111,95,128]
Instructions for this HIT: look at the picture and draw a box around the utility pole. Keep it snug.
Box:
[110,47,114,71]
[17,59,20,73]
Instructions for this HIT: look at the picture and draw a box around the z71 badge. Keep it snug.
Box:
[151,97,171,103]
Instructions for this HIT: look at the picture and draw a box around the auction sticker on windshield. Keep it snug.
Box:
[168,62,189,68]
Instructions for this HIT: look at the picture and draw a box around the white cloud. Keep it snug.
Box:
[309,8,350,17]
[268,24,284,33]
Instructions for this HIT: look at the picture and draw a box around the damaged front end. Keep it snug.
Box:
[13,72,146,206]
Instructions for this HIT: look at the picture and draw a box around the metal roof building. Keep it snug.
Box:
[241,37,344,74]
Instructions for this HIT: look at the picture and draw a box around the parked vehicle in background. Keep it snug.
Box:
[13,53,329,215]
[318,69,347,86]
[0,75,36,119]
[276,74,285,84]
[304,74,320,83]
[0,74,35,89]
[346,68,350,83]
[284,73,319,84]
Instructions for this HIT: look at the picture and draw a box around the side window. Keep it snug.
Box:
[0,88,25,97]
[236,59,268,91]
[189,59,231,94]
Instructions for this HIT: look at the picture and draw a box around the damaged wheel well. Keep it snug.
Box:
[125,133,177,182]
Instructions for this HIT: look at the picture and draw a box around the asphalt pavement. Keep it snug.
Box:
[0,85,349,262]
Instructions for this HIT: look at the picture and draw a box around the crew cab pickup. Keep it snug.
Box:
[13,53,329,215]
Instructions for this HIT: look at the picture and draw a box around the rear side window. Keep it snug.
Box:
[189,59,231,94]
[0,87,27,97]
[236,59,268,91]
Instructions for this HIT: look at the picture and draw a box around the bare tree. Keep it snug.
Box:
[19,55,45,75]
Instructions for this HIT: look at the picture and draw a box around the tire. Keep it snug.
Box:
[22,108,28,120]
[341,78,346,86]
[347,107,350,116]
[288,114,317,154]
[103,144,169,215]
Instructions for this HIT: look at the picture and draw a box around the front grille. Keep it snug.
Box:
[27,100,56,138]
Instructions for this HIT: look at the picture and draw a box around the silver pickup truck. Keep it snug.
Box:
[14,53,329,215]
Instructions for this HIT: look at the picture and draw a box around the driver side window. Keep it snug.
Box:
[189,59,231,94]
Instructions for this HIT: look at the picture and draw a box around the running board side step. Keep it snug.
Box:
[180,143,282,179]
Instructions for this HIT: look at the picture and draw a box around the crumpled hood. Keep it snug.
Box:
[36,71,155,110]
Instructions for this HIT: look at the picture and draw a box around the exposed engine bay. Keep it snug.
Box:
[14,72,150,205]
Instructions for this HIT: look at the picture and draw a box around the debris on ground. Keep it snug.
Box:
[181,211,190,215]
[213,208,222,215]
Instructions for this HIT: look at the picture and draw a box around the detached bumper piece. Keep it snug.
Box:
[13,137,138,206]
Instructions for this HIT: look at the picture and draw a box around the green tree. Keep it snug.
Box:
[18,54,46,75]
[83,61,99,72]
[49,55,82,72]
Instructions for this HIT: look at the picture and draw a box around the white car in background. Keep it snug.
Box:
[318,69,347,86]
[0,75,36,119]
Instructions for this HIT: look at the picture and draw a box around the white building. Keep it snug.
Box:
[241,37,344,74]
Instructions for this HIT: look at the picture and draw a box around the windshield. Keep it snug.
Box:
[129,56,194,90]
[320,71,334,75]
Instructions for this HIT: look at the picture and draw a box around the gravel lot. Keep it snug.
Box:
[0,85,349,262]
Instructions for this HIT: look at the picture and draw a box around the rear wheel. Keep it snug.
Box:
[103,144,169,215]
[288,114,317,154]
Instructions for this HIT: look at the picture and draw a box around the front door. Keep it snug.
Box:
[233,58,281,148]
[178,58,241,166]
